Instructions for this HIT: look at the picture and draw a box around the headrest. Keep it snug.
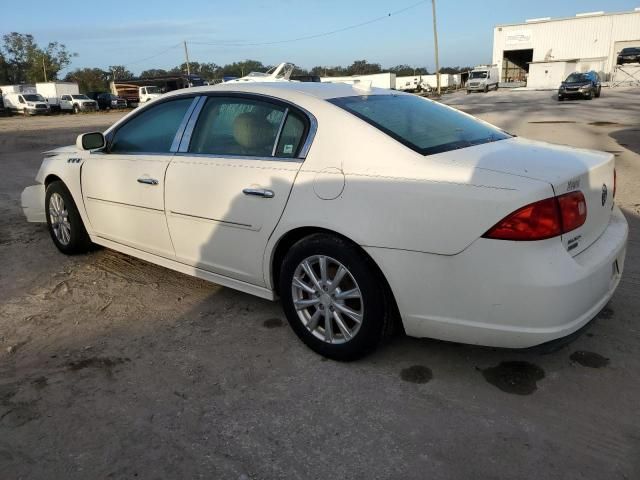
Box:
[233,112,274,150]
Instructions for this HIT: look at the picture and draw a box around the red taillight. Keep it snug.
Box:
[557,191,587,232]
[483,191,587,241]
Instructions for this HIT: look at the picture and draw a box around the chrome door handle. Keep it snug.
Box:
[243,188,274,198]
[137,178,159,185]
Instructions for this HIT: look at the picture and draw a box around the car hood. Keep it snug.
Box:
[43,145,78,157]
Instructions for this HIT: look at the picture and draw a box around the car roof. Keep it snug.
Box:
[164,81,393,102]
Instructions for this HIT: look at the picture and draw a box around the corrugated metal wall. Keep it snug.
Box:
[493,11,640,82]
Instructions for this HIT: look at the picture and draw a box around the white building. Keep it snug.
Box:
[492,8,640,88]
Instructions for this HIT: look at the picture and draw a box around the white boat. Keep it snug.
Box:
[226,62,295,83]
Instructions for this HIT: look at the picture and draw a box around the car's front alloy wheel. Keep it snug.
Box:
[49,193,72,246]
[280,233,393,360]
[45,181,93,254]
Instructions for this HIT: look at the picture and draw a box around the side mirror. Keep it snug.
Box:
[76,132,105,151]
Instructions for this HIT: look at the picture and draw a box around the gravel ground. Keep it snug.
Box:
[1,90,639,480]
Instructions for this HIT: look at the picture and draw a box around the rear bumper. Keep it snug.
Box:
[365,206,628,348]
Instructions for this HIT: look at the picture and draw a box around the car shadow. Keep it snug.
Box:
[610,127,640,155]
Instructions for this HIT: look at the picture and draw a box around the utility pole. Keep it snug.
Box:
[42,56,48,83]
[431,0,441,96]
[183,41,191,84]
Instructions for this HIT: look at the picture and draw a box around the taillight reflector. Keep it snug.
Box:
[483,191,587,241]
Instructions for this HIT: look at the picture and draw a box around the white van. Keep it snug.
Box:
[2,92,50,115]
[467,65,499,93]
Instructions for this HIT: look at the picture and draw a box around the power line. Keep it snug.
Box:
[189,0,427,47]
[117,43,183,68]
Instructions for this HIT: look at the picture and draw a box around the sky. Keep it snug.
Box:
[1,0,638,75]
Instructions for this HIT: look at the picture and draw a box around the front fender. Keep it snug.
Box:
[28,152,91,232]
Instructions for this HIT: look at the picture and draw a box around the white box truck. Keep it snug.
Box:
[467,65,499,93]
[36,82,97,113]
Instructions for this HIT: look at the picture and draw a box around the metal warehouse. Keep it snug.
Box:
[492,8,640,88]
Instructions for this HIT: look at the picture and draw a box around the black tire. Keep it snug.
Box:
[279,233,393,361]
[466,90,471,95]
[73,104,80,114]
[595,87,601,98]
[45,181,93,254]
[484,85,488,93]
[558,95,564,101]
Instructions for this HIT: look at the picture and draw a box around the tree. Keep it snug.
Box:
[1,33,75,83]
[169,61,219,80]
[64,68,109,92]
[34,41,75,81]
[439,66,473,74]
[0,52,9,84]
[2,33,37,83]
[347,60,381,76]
[219,60,266,78]
[310,65,347,77]
[388,64,429,76]
[109,65,134,81]
[140,68,169,78]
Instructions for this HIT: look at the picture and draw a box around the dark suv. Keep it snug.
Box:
[86,92,127,110]
[558,71,601,101]
[617,47,640,65]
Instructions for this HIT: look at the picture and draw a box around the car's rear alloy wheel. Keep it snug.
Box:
[45,181,93,254]
[291,255,364,344]
[280,233,392,360]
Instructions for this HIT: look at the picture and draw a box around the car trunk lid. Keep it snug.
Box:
[450,137,615,256]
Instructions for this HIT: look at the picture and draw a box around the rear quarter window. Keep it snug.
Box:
[328,94,509,156]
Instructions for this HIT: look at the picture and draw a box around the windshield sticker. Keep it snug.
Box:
[283,144,293,154]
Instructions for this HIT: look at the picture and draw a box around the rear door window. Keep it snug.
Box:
[189,97,285,157]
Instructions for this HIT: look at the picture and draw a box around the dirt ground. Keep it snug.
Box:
[1,90,639,480]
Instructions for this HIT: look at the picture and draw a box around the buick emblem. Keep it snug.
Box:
[601,184,608,206]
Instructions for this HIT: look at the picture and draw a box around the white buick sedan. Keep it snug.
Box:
[22,82,628,360]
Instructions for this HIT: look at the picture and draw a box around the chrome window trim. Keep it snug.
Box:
[178,96,207,153]
[170,96,202,152]
[105,94,199,155]
[173,152,303,164]
[178,91,318,161]
[271,107,289,157]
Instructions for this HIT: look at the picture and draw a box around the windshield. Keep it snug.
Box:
[145,86,160,94]
[470,71,487,79]
[329,94,510,156]
[71,94,89,100]
[565,73,588,83]
[23,94,45,102]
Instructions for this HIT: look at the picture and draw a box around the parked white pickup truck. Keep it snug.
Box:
[58,94,98,113]
[139,86,162,103]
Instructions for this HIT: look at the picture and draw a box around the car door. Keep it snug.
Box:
[165,94,313,286]
[81,95,198,258]
[60,95,72,110]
